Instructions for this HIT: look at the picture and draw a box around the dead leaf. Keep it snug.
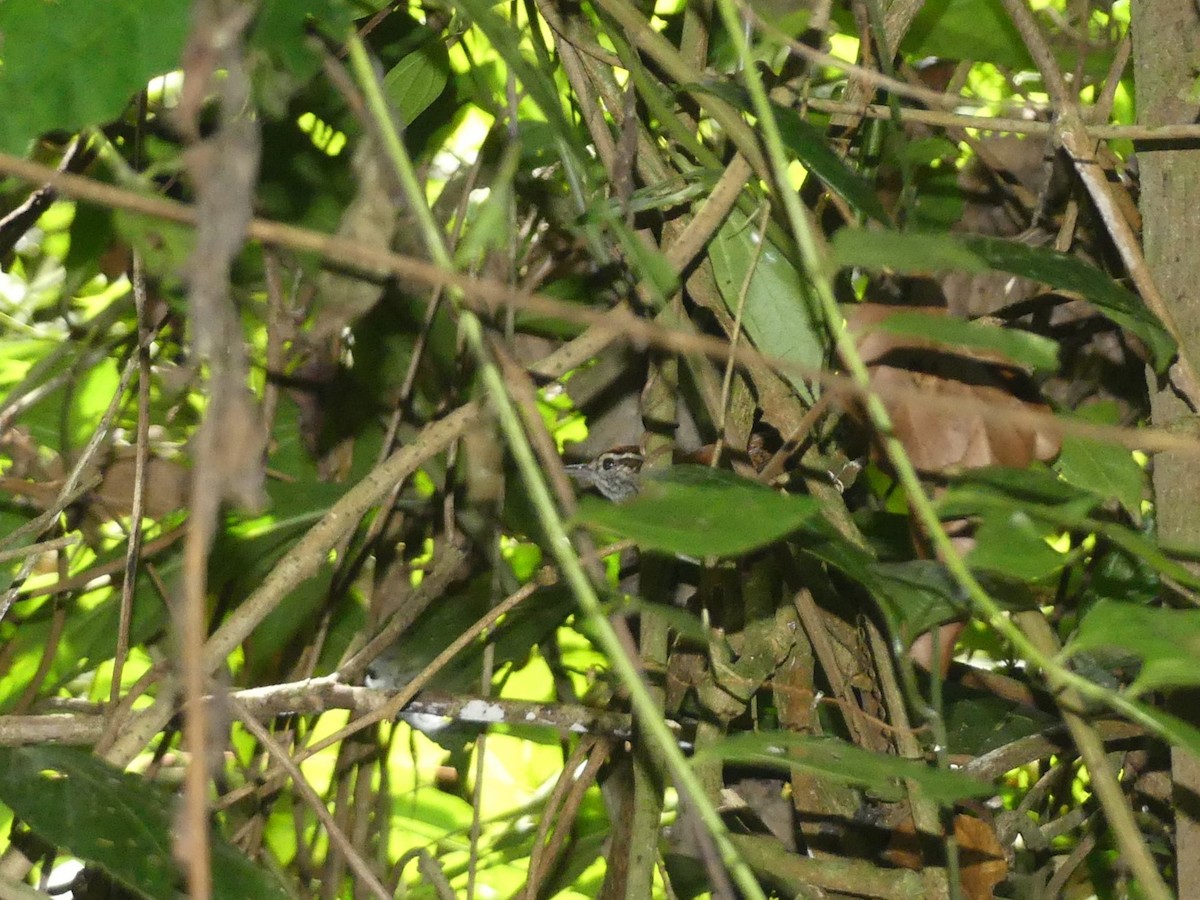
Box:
[92,454,190,520]
[844,303,1061,473]
[886,814,1008,900]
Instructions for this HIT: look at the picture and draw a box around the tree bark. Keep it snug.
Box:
[1133,1,1200,894]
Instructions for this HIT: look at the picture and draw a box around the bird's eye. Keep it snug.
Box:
[602,458,614,470]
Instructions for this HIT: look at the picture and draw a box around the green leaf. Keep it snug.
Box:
[943,687,1055,757]
[446,0,574,144]
[609,214,679,302]
[114,210,195,283]
[710,208,828,402]
[453,145,519,269]
[620,598,710,643]
[937,465,1101,522]
[0,746,289,900]
[1119,699,1200,759]
[0,552,175,712]
[771,107,891,224]
[695,732,991,803]
[1068,599,1200,696]
[900,0,1032,69]
[966,514,1069,581]
[628,169,721,214]
[1055,403,1145,516]
[383,43,451,125]
[0,0,191,153]
[831,230,1176,373]
[253,0,353,80]
[865,308,1060,373]
[935,466,1200,592]
[1096,525,1200,593]
[831,228,989,274]
[574,466,819,557]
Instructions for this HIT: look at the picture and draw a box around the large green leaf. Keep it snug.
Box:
[253,0,353,80]
[695,732,991,803]
[937,465,1200,593]
[943,688,1055,757]
[831,230,1176,373]
[831,228,989,274]
[574,466,819,557]
[710,209,828,402]
[966,513,1070,581]
[0,746,289,900]
[900,0,1031,68]
[0,0,191,153]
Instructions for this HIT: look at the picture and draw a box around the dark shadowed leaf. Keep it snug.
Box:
[1068,599,1200,696]
[696,732,990,803]
[960,235,1175,373]
[866,560,970,639]
[574,466,818,557]
[943,689,1055,757]
[1122,700,1200,760]
[691,82,889,222]
[253,0,353,80]
[0,746,289,900]
[831,230,1176,372]
[772,108,891,224]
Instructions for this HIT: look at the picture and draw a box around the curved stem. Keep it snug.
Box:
[345,29,768,900]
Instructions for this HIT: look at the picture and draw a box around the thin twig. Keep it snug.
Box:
[0,534,78,565]
[346,28,767,897]
[229,697,392,900]
[2,151,1198,458]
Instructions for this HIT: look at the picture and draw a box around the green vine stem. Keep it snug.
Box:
[713,2,1172,897]
[344,30,768,900]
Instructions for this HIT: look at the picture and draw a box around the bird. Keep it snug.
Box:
[564,446,644,502]
[563,436,783,502]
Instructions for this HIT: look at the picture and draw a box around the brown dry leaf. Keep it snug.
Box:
[0,477,61,511]
[92,454,190,520]
[845,304,1061,473]
[886,814,1008,900]
[2,449,190,524]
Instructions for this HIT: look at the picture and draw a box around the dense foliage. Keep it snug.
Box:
[1,0,1198,897]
